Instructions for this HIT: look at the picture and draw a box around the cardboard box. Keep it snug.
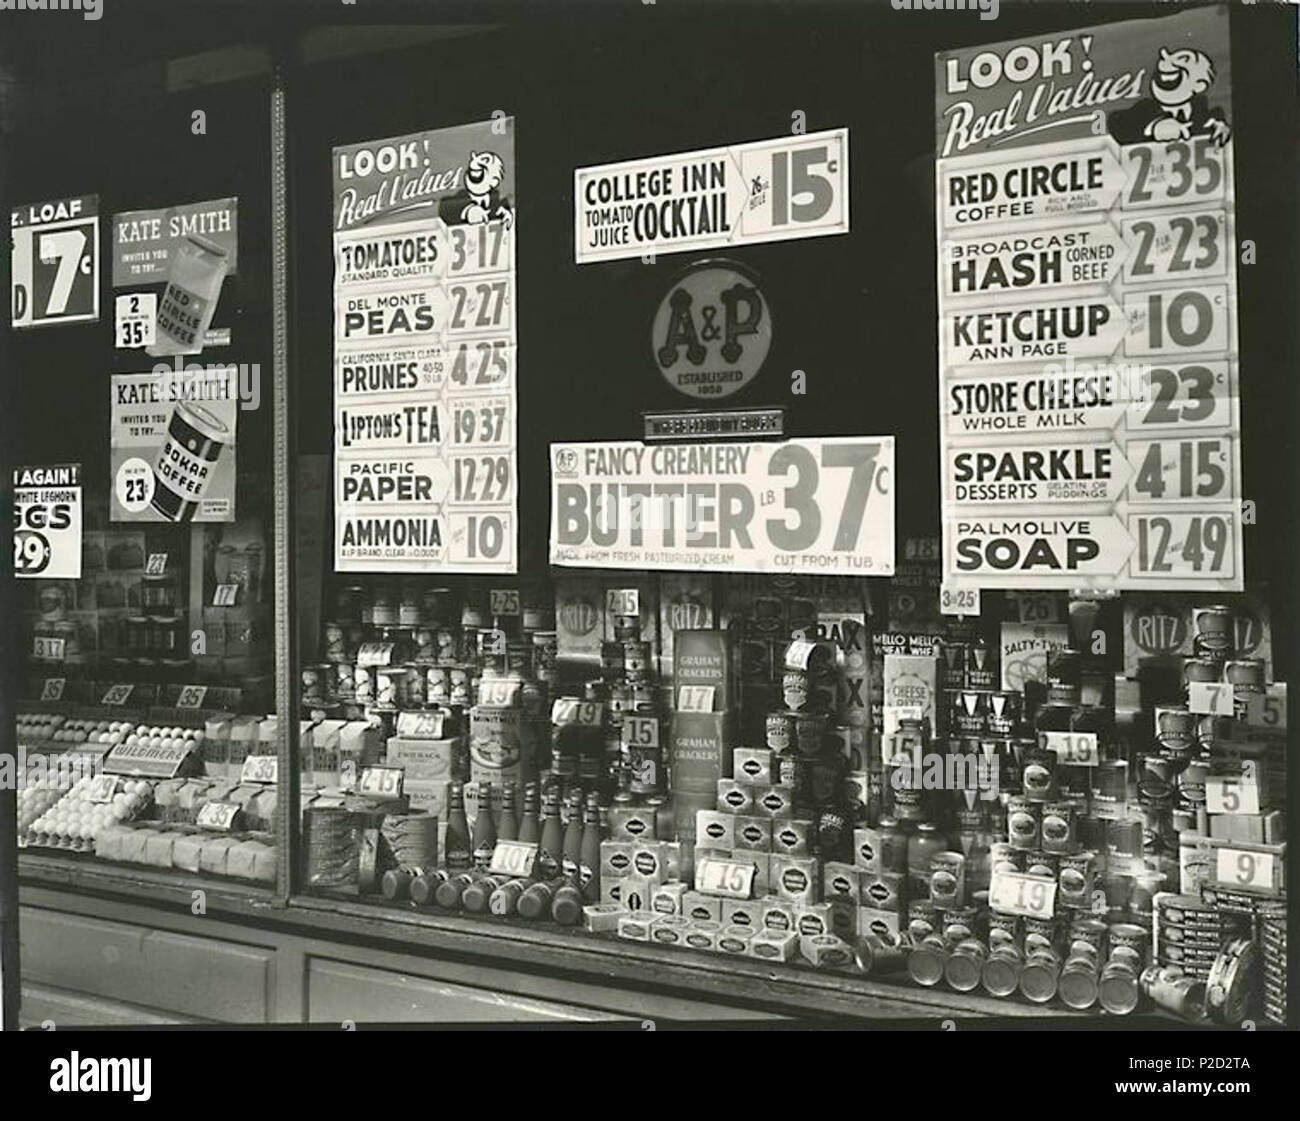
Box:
[600,840,635,879]
[681,891,723,923]
[748,928,799,963]
[772,818,813,857]
[800,933,854,969]
[682,921,721,952]
[696,809,736,851]
[858,907,902,943]
[648,914,692,947]
[882,653,937,737]
[734,815,773,851]
[386,736,460,782]
[651,882,688,915]
[620,875,654,912]
[716,778,754,815]
[754,784,795,819]
[861,871,905,913]
[733,747,773,785]
[618,915,653,941]
[716,925,753,956]
[853,828,881,873]
[829,899,857,940]
[608,805,658,842]
[674,629,733,710]
[601,877,626,908]
[555,576,604,673]
[583,903,623,933]
[760,897,796,933]
[659,574,715,684]
[795,902,835,937]
[771,854,820,905]
[824,861,862,904]
[1210,810,1286,846]
[721,898,761,930]
[405,779,451,821]
[630,842,670,885]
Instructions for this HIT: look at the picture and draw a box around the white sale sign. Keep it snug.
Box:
[549,437,894,576]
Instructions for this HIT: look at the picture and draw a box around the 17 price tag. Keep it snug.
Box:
[240,754,278,784]
[551,697,603,727]
[606,588,640,617]
[677,685,716,713]
[489,840,538,878]
[197,801,241,831]
[621,715,659,748]
[176,684,208,710]
[695,856,757,899]
[489,588,520,616]
[939,583,981,617]
[358,765,405,798]
[1189,680,1234,717]
[989,871,1057,919]
[1041,730,1099,766]
[1215,847,1276,893]
[32,635,66,661]
[101,683,134,707]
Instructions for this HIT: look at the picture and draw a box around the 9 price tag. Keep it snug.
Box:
[358,765,405,798]
[197,801,241,831]
[101,683,134,707]
[695,856,756,899]
[489,588,520,616]
[988,871,1057,919]
[489,840,538,878]
[240,754,278,784]
[1041,730,1099,766]
[551,698,603,727]
[85,775,119,804]
[607,588,640,617]
[939,583,981,617]
[1215,847,1276,893]
[1189,680,1235,717]
[176,684,208,710]
[677,685,716,713]
[621,715,659,749]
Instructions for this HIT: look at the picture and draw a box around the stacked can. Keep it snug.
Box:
[303,806,358,890]
[1259,905,1286,1026]
[379,811,439,874]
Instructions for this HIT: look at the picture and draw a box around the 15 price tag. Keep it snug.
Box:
[1205,765,1260,816]
[101,683,134,707]
[489,588,520,616]
[677,685,716,713]
[213,584,239,606]
[358,765,405,798]
[85,775,118,804]
[551,697,603,727]
[240,754,278,784]
[176,684,208,710]
[621,715,660,749]
[1215,847,1276,893]
[489,840,538,878]
[477,677,521,708]
[1189,680,1235,717]
[144,552,168,576]
[197,801,242,831]
[939,583,981,617]
[40,678,65,701]
[606,588,640,617]
[989,871,1057,919]
[1040,730,1099,766]
[695,856,756,899]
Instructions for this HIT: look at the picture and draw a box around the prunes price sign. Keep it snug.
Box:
[333,120,517,572]
[13,464,82,578]
[549,437,894,576]
[11,194,99,328]
[575,129,849,264]
[935,6,1242,591]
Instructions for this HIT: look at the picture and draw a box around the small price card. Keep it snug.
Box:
[241,754,278,784]
[145,552,168,576]
[1040,730,1099,766]
[101,683,134,707]
[606,588,640,617]
[551,697,603,727]
[489,588,520,616]
[489,840,538,878]
[197,801,241,831]
[85,775,119,804]
[621,715,660,748]
[358,765,405,798]
[939,583,981,617]
[677,685,716,713]
[213,584,240,606]
[40,678,66,701]
[989,871,1057,919]
[1189,680,1235,717]
[695,856,756,899]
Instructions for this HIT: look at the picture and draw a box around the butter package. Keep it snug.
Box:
[771,854,820,904]
[860,906,903,943]
[732,849,771,896]
[143,830,177,869]
[681,891,723,923]
[800,933,855,969]
[716,925,753,956]
[338,720,385,790]
[735,815,773,850]
[199,836,238,877]
[601,840,635,879]
[861,870,905,912]
[749,928,799,963]
[202,714,234,779]
[674,628,733,710]
[824,861,862,904]
[721,898,761,930]
[733,747,773,785]
[608,804,658,842]
[696,809,736,851]
[761,898,796,933]
[648,914,692,946]
[310,719,348,788]
[659,573,715,684]
[226,715,259,777]
[228,839,276,883]
[772,818,813,857]
[854,827,881,872]
[754,784,795,820]
[651,882,688,915]
[716,778,754,815]
[883,653,937,738]
[620,875,654,912]
[584,903,624,933]
[683,920,721,952]
[617,914,653,942]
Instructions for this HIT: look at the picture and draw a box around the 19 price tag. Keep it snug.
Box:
[358,765,404,798]
[1040,730,1099,766]
[489,840,538,878]
[241,755,278,784]
[989,871,1057,919]
[939,583,981,617]
[477,678,521,708]
[695,856,756,899]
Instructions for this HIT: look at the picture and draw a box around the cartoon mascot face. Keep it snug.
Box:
[466,151,506,200]
[1151,47,1215,109]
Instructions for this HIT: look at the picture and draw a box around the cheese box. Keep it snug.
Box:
[754,784,795,819]
[772,818,813,856]
[800,933,855,969]
[858,907,902,943]
[620,875,654,912]
[583,903,624,933]
[749,928,799,963]
[608,805,657,842]
[716,778,754,815]
[618,914,653,941]
[716,925,753,956]
[696,809,736,851]
[853,827,881,872]
[682,920,721,952]
[651,881,688,915]
[648,914,692,946]
[721,898,761,930]
[761,897,796,933]
[601,877,626,908]
[601,840,635,879]
[861,871,905,912]
[733,747,773,785]
[734,815,772,850]
[732,848,771,896]
[630,842,670,885]
[681,891,723,923]
[771,854,820,905]
[795,902,835,937]
[824,861,862,904]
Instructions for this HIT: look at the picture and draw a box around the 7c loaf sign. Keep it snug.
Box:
[549,437,894,576]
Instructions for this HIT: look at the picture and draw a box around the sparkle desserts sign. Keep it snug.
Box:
[936,6,1243,591]
[333,120,517,572]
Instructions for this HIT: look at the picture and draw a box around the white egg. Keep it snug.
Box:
[124,793,142,812]
[126,734,139,746]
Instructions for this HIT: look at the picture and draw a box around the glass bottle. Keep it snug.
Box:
[444,783,471,871]
[497,783,519,842]
[471,782,496,869]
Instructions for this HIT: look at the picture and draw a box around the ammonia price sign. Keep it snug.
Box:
[935,6,1242,591]
[549,437,894,576]
[332,120,518,572]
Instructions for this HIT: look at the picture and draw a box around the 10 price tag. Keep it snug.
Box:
[489,840,538,878]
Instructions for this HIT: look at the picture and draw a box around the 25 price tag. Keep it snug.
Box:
[695,856,756,899]
[1011,592,1061,623]
[606,588,640,617]
[176,684,208,710]
[197,801,241,831]
[240,754,278,784]
[101,683,134,707]
[358,765,405,798]
[677,685,716,713]
[551,698,603,727]
[1215,847,1276,893]
[621,715,659,748]
[489,588,520,616]
[1189,680,1235,717]
[939,583,981,617]
[489,840,538,878]
[1040,730,1099,766]
[989,871,1057,919]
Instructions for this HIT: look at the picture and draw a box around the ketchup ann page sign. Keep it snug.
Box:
[549,437,893,576]
[575,129,848,264]
[936,6,1242,591]
[333,120,517,572]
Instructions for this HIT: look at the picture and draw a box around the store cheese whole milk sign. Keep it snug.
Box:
[333,120,517,572]
[549,438,894,577]
[936,5,1243,591]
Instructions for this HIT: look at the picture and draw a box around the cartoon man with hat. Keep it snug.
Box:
[1108,46,1231,147]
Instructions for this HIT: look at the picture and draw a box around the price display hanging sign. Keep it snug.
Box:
[935,6,1243,592]
[13,464,82,579]
[11,194,100,328]
[549,436,894,577]
[333,120,518,573]
[574,129,849,264]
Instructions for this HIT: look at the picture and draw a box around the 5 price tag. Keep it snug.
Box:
[695,856,756,899]
[489,840,538,878]
[606,588,640,617]
[197,801,242,831]
[1205,764,1260,816]
[1040,730,1099,766]
[1189,680,1235,717]
[988,871,1057,919]
[1244,685,1286,731]
[358,765,405,798]
[240,754,278,784]
[939,583,981,617]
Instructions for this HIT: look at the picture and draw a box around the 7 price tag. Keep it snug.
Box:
[358,765,405,798]
[240,754,278,784]
[939,583,981,617]
[1189,680,1235,717]
[489,840,538,878]
[988,871,1056,919]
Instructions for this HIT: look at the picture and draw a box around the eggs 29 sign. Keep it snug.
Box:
[11,195,100,328]
[653,264,771,400]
